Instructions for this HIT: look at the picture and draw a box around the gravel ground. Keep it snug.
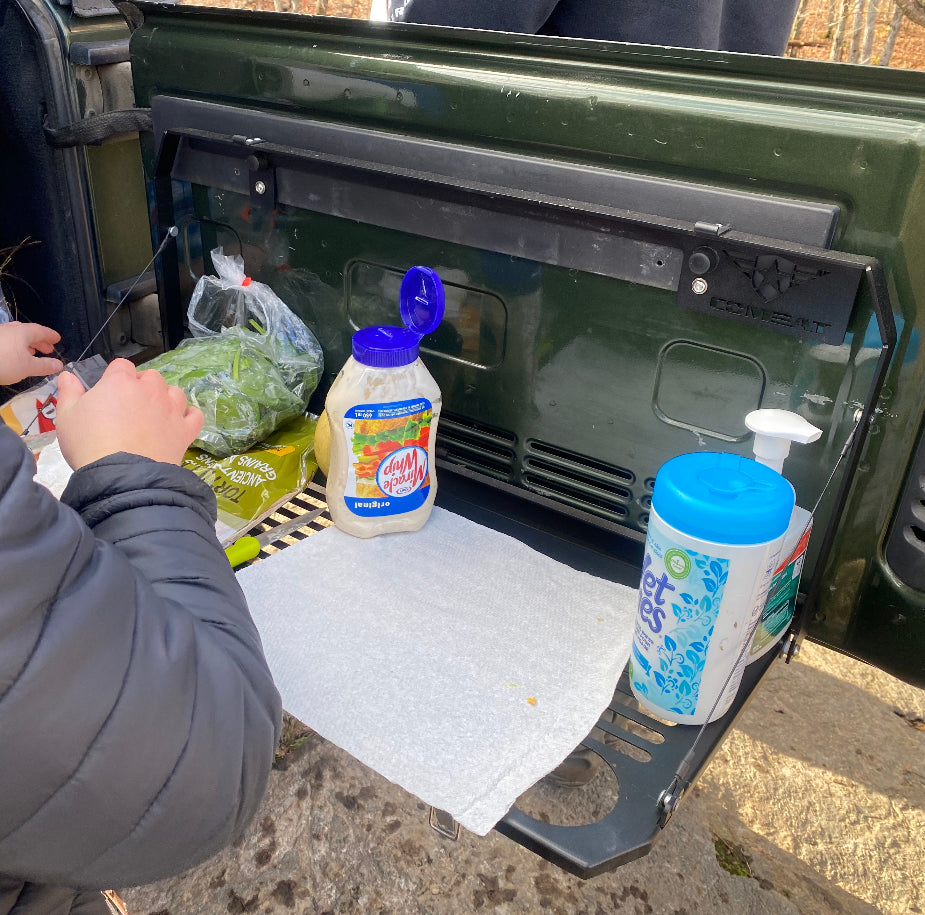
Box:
[120,641,924,915]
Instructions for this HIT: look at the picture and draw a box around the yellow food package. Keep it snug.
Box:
[183,415,318,546]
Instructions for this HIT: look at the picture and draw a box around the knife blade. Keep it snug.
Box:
[225,503,327,568]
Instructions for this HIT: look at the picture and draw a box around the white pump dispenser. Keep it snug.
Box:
[743,409,822,664]
[745,409,822,474]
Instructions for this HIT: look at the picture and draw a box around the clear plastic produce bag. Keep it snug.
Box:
[141,247,324,457]
[188,247,324,404]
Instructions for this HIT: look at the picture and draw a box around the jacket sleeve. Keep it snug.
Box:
[0,424,282,889]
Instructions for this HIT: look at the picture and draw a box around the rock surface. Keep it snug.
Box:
[121,642,924,914]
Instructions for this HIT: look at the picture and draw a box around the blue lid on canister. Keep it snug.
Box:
[652,452,794,545]
[352,266,445,367]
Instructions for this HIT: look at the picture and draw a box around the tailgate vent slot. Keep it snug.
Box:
[436,413,516,482]
[523,441,634,524]
[886,434,925,591]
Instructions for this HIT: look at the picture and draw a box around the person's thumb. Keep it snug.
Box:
[55,371,86,414]
[31,355,64,377]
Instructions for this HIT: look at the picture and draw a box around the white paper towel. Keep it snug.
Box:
[237,506,637,835]
[34,438,74,498]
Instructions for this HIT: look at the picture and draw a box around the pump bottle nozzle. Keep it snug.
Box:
[745,409,822,475]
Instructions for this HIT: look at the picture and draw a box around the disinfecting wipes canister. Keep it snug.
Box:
[629,452,794,725]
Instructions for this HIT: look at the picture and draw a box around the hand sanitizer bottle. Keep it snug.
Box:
[744,410,822,663]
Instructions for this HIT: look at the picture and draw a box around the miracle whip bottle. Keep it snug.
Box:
[325,266,445,538]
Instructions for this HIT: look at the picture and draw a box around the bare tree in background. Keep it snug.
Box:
[848,0,867,59]
[791,0,915,66]
[894,0,925,25]
[881,2,907,60]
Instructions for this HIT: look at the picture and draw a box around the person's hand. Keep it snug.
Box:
[55,358,204,470]
[0,321,64,385]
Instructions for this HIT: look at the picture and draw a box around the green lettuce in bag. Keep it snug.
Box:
[142,326,319,457]
[141,246,324,457]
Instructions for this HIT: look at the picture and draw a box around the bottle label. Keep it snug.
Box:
[342,398,433,516]
[630,525,729,718]
[750,519,812,657]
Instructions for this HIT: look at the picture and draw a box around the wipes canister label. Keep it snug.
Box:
[343,398,432,516]
[630,524,729,718]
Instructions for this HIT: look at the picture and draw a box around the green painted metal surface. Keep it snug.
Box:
[87,139,154,286]
[129,4,925,685]
[23,1,152,287]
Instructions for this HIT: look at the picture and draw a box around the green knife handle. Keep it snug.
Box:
[225,535,261,568]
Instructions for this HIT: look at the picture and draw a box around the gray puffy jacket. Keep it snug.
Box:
[0,423,282,913]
